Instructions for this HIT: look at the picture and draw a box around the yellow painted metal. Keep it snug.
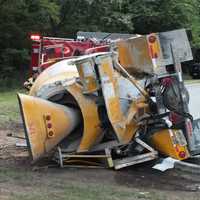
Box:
[26,56,103,154]
[18,93,80,161]
[97,55,123,123]
[97,54,139,144]
[114,61,149,98]
[75,56,99,94]
[21,53,152,161]
[30,59,79,96]
[116,36,154,75]
[65,83,102,152]
[150,129,190,160]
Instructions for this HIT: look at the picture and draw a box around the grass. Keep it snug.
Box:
[9,186,160,200]
[0,89,25,127]
[0,167,166,200]
[185,79,200,84]
[0,84,199,200]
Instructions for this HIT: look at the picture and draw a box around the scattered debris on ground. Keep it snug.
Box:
[1,123,200,200]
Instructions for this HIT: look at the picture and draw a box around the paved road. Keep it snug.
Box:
[186,83,200,120]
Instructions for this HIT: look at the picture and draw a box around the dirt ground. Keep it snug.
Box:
[1,123,200,200]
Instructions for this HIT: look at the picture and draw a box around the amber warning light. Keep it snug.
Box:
[30,34,41,41]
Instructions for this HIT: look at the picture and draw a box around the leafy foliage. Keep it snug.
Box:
[0,0,200,85]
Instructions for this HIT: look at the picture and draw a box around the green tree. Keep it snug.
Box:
[0,0,60,86]
[1,0,200,87]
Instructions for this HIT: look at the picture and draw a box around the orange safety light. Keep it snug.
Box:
[148,34,160,59]
[148,35,157,43]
